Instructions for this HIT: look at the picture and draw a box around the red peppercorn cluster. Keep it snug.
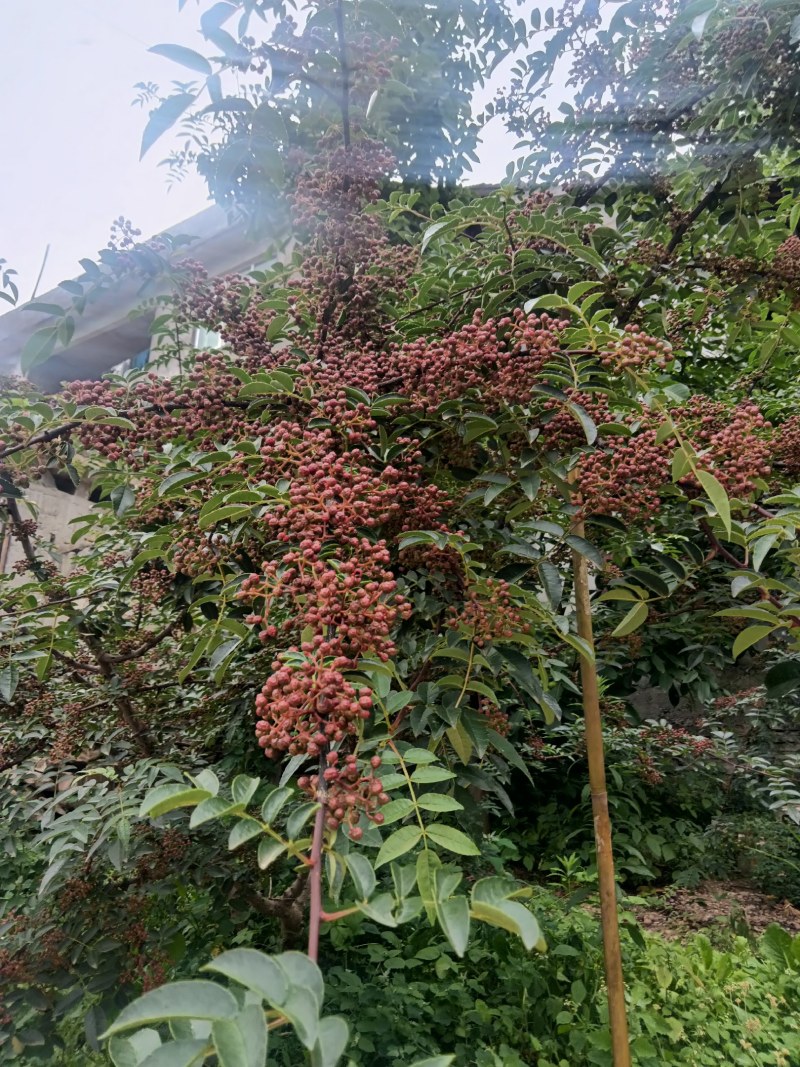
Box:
[398,544,465,593]
[678,397,772,497]
[574,394,773,522]
[539,390,613,453]
[231,406,433,764]
[289,133,414,349]
[577,427,671,522]
[298,751,388,838]
[254,658,373,758]
[774,414,800,476]
[600,324,673,372]
[391,308,567,411]
[773,236,800,287]
[477,698,510,737]
[48,700,90,762]
[65,356,253,467]
[636,751,665,786]
[449,579,530,647]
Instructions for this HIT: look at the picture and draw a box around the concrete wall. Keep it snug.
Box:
[1,476,94,576]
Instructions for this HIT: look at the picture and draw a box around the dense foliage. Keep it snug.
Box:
[3,0,800,1063]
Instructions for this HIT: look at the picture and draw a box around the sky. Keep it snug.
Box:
[0,1,531,304]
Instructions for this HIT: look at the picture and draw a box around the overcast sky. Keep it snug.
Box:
[0,1,530,304]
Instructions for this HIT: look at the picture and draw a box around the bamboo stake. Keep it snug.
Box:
[570,515,631,1067]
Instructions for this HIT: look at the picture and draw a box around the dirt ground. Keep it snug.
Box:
[633,880,800,939]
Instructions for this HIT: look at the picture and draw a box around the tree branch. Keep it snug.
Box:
[2,493,156,757]
[617,162,740,326]
[0,422,79,462]
[106,615,185,664]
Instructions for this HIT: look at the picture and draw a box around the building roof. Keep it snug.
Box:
[0,204,274,391]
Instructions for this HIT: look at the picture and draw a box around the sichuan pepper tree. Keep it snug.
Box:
[3,0,800,1062]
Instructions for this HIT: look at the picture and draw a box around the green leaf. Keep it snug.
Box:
[567,281,603,304]
[149,44,213,75]
[140,93,197,160]
[399,747,437,764]
[380,798,415,824]
[761,923,795,967]
[310,1016,349,1067]
[101,982,238,1038]
[231,775,260,807]
[189,797,231,828]
[261,786,292,824]
[228,819,262,850]
[375,825,423,868]
[108,1030,162,1067]
[275,984,318,1048]
[537,560,563,608]
[765,659,800,698]
[346,853,376,899]
[357,892,398,927]
[463,414,498,443]
[286,802,317,839]
[110,485,136,517]
[486,728,533,783]
[611,600,649,637]
[715,606,778,624]
[416,794,463,813]
[655,418,676,445]
[732,624,775,659]
[257,839,286,870]
[204,27,250,63]
[0,664,20,703]
[471,879,544,951]
[671,446,692,482]
[565,535,605,569]
[20,326,58,374]
[435,894,470,958]
[407,1059,455,1067]
[697,470,732,537]
[204,949,287,1006]
[416,850,441,923]
[198,505,252,529]
[193,769,220,795]
[24,301,66,316]
[420,217,462,253]
[212,1005,268,1067]
[140,785,211,819]
[410,765,456,784]
[751,534,777,571]
[425,824,479,856]
[566,402,597,445]
[626,568,670,598]
[139,1040,209,1067]
[277,951,324,1004]
[599,588,640,602]
[159,470,202,496]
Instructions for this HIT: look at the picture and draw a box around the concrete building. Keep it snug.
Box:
[0,205,276,575]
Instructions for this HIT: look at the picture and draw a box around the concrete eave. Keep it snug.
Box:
[0,204,281,391]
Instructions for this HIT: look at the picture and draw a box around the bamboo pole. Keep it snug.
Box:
[570,516,631,1067]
